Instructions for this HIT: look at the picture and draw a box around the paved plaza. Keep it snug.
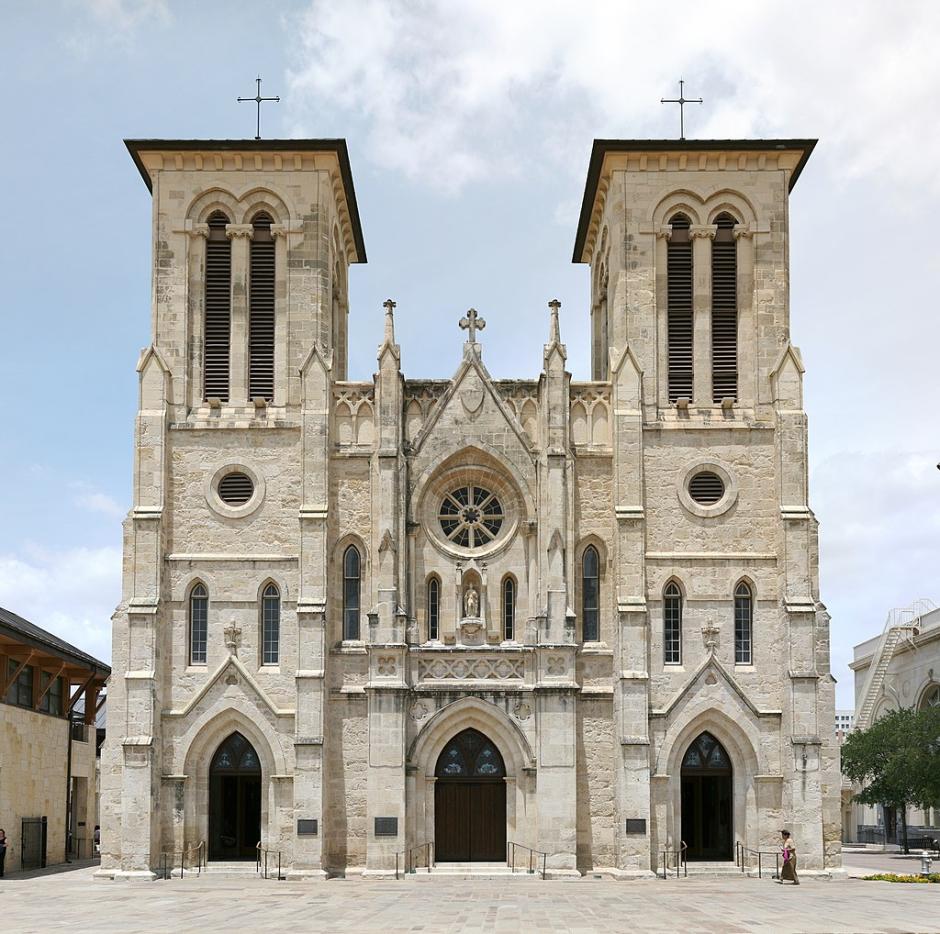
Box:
[1,864,938,933]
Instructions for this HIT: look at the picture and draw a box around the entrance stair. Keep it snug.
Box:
[406,861,540,881]
[168,861,263,879]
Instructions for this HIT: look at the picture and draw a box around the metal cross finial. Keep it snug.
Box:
[382,298,397,343]
[548,298,562,344]
[660,79,702,140]
[459,308,486,342]
[237,76,280,140]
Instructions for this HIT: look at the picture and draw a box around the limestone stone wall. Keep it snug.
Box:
[0,705,69,872]
[576,699,617,871]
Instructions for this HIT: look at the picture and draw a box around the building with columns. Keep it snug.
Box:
[98,136,841,879]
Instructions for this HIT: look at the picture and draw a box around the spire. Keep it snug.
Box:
[548,298,562,344]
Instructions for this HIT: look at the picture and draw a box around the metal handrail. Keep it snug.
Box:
[506,841,548,879]
[255,841,285,880]
[158,840,206,880]
[395,841,435,879]
[659,842,688,879]
[735,841,780,880]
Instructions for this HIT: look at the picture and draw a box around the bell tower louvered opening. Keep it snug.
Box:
[667,214,693,403]
[711,213,738,402]
[249,212,275,402]
[204,211,232,401]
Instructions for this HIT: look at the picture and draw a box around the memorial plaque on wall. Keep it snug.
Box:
[297,819,318,836]
[625,819,646,834]
[374,817,398,837]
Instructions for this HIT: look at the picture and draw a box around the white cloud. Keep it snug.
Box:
[813,450,940,704]
[0,545,120,666]
[70,482,127,520]
[63,0,170,57]
[287,0,940,202]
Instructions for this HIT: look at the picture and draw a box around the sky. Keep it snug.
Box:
[1,0,938,708]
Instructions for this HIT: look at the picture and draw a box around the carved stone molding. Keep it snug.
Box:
[417,655,524,682]
[225,224,254,240]
[690,224,718,240]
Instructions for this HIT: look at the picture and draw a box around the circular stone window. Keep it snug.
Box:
[206,463,265,519]
[218,472,254,506]
[438,485,504,549]
[688,471,725,505]
[677,461,737,518]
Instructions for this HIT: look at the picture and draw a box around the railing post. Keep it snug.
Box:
[758,852,762,880]
[542,852,546,880]
[264,850,268,880]
[395,851,399,881]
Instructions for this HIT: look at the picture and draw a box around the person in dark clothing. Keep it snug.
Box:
[0,828,7,877]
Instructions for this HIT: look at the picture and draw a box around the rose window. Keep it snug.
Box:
[438,485,503,548]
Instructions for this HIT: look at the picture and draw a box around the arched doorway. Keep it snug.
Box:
[681,731,733,860]
[434,728,506,862]
[208,731,261,860]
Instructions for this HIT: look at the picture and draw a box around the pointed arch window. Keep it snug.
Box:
[204,211,232,401]
[664,581,682,665]
[712,213,738,402]
[582,545,600,642]
[427,576,440,642]
[261,583,280,665]
[189,583,208,665]
[249,212,276,401]
[734,581,753,665]
[343,546,361,641]
[502,576,515,641]
[667,213,693,402]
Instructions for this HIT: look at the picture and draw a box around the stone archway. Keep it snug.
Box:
[208,731,262,860]
[680,732,733,860]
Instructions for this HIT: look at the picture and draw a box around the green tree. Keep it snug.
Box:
[841,706,940,853]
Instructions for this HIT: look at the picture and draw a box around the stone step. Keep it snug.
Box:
[405,862,541,881]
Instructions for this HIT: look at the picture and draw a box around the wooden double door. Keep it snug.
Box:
[680,731,733,861]
[208,731,262,861]
[435,781,506,862]
[434,728,507,862]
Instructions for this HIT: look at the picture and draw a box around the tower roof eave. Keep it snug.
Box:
[572,138,817,264]
[124,138,367,263]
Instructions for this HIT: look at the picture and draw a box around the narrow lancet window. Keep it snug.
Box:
[664,581,682,664]
[712,213,738,401]
[249,212,276,401]
[502,577,515,641]
[667,213,693,402]
[582,546,600,642]
[427,577,440,641]
[204,212,232,401]
[189,583,208,665]
[261,583,280,665]
[734,582,753,665]
[343,546,361,641]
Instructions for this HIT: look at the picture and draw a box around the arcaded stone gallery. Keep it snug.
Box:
[98,136,841,879]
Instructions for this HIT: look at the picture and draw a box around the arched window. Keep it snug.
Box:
[502,576,515,641]
[427,576,440,641]
[664,581,682,664]
[343,546,361,641]
[667,213,693,402]
[712,213,738,402]
[189,583,208,665]
[582,546,600,642]
[204,211,232,401]
[261,583,280,665]
[249,212,275,401]
[920,684,940,711]
[734,581,753,665]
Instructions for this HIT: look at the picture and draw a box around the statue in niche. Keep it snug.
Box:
[464,584,480,619]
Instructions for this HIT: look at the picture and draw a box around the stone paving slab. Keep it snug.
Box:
[0,866,937,933]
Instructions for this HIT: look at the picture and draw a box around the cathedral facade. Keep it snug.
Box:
[99,136,841,879]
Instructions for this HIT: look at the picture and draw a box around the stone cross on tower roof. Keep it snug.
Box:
[459,308,486,343]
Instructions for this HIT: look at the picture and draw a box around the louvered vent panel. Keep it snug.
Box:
[688,471,725,505]
[667,216,693,402]
[218,472,255,505]
[711,215,738,402]
[249,214,276,402]
[204,213,231,401]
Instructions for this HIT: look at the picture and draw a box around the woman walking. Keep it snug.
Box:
[0,828,7,877]
[778,829,799,885]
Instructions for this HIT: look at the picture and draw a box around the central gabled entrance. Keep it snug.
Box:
[680,731,733,860]
[434,728,506,862]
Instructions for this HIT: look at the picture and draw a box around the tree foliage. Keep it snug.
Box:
[841,705,940,812]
